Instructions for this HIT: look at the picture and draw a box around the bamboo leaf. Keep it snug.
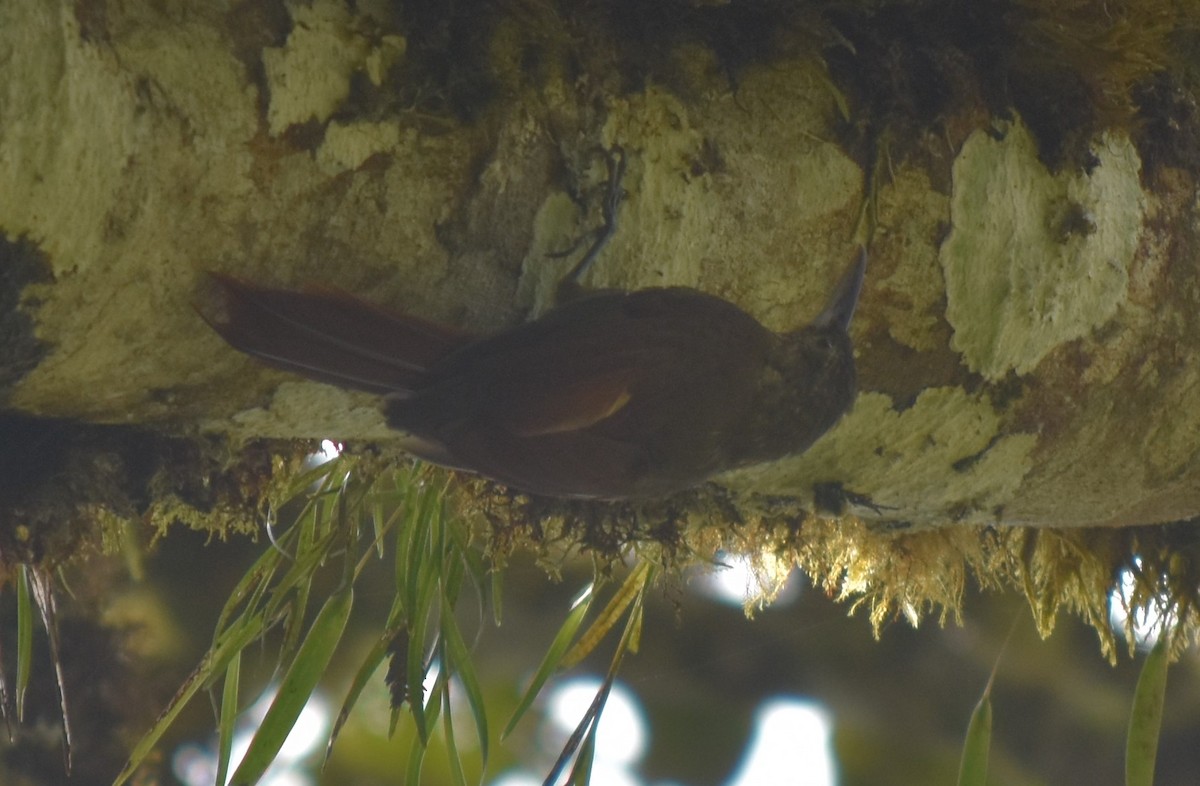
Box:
[1126,636,1169,786]
[327,621,405,756]
[114,612,266,786]
[566,723,597,786]
[214,651,242,786]
[441,600,489,766]
[215,546,282,636]
[442,683,467,786]
[956,690,992,786]
[544,567,652,785]
[491,568,504,627]
[503,583,595,740]
[229,585,354,786]
[562,562,650,669]
[957,613,1022,786]
[404,721,428,784]
[543,670,613,786]
[278,453,348,500]
[15,565,32,723]
[407,568,440,743]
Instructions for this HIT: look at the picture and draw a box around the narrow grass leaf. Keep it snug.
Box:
[562,561,650,669]
[502,583,595,740]
[328,622,404,755]
[114,613,266,785]
[214,650,242,786]
[490,569,503,627]
[544,674,612,786]
[405,722,428,784]
[280,575,314,659]
[441,601,489,765]
[215,545,283,634]
[406,573,437,742]
[278,454,347,499]
[956,690,992,786]
[1126,636,1169,786]
[370,495,387,557]
[229,585,354,786]
[566,723,597,786]
[15,565,32,722]
[957,612,1023,786]
[544,571,649,785]
[442,684,467,786]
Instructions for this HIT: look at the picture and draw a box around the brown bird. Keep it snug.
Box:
[198,156,865,499]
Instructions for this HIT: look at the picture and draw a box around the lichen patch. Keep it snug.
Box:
[723,388,1037,526]
[941,119,1144,379]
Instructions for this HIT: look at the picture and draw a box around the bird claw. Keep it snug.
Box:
[554,146,628,300]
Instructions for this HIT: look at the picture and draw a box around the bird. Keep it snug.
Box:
[197,152,866,500]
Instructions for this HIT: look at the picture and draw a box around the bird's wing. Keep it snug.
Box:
[498,366,639,437]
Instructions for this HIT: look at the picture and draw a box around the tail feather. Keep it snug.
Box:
[198,273,472,396]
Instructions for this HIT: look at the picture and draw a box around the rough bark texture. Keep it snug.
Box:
[2,3,1200,783]
[2,2,1199,530]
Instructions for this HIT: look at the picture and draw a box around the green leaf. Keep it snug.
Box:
[563,561,650,669]
[404,720,428,784]
[277,453,348,500]
[115,610,267,785]
[229,585,354,786]
[442,683,467,786]
[441,600,489,765]
[407,564,440,743]
[490,568,504,627]
[566,722,598,786]
[544,564,653,785]
[956,690,992,786]
[1126,636,1169,786]
[214,651,242,786]
[15,564,32,722]
[503,583,595,740]
[214,546,281,635]
[327,620,405,755]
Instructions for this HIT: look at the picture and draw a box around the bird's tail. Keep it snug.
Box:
[197,273,471,396]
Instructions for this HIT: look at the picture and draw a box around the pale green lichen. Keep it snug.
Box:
[873,167,951,353]
[316,120,406,173]
[941,119,1144,379]
[263,0,401,136]
[723,389,1037,525]
[220,381,394,441]
[0,4,143,276]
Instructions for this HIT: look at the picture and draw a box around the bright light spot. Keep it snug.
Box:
[544,678,647,766]
[172,743,215,785]
[694,552,800,608]
[726,698,837,786]
[171,685,331,786]
[278,693,331,760]
[305,439,342,468]
[1109,560,1169,649]
[422,660,443,709]
[489,774,542,786]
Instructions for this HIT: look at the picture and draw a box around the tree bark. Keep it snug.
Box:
[2,0,1199,533]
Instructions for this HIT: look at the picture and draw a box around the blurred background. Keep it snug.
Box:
[2,469,1198,786]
